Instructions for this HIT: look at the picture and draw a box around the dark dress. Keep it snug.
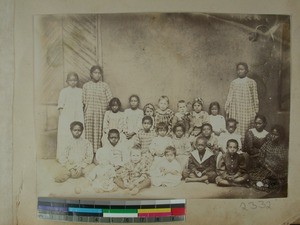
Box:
[244,129,268,169]
[249,137,288,191]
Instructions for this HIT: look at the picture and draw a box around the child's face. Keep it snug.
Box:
[202,125,212,137]
[254,118,265,132]
[193,102,202,113]
[270,128,280,141]
[158,128,167,137]
[195,139,206,153]
[131,150,142,164]
[67,75,78,88]
[211,105,219,116]
[111,102,120,113]
[227,141,238,155]
[144,108,154,117]
[129,97,139,109]
[142,119,152,132]
[108,133,120,146]
[174,126,184,138]
[178,103,187,114]
[91,69,102,82]
[237,65,247,78]
[165,151,175,162]
[71,125,83,139]
[158,99,168,111]
[226,122,236,134]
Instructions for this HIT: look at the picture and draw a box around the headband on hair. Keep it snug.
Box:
[193,97,204,106]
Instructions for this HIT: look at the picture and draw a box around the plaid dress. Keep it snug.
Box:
[225,77,259,141]
[82,81,112,151]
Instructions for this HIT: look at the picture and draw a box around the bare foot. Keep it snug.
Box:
[74,187,81,194]
[95,188,104,193]
[185,178,192,183]
[130,187,139,195]
[204,180,209,184]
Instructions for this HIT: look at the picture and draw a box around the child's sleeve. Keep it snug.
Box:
[149,138,157,156]
[82,84,87,111]
[251,80,259,114]
[171,115,179,128]
[104,83,113,103]
[203,111,209,124]
[225,82,233,113]
[57,89,65,110]
[81,141,93,168]
[204,155,216,174]
[102,111,110,134]
[187,155,198,174]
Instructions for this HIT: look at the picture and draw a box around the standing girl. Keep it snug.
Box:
[124,95,144,147]
[82,65,113,151]
[208,101,226,136]
[57,72,84,162]
[225,62,259,141]
[102,97,125,145]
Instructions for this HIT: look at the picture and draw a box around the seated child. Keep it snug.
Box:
[172,100,190,132]
[150,146,182,187]
[218,118,242,154]
[149,122,174,167]
[208,101,226,136]
[95,129,129,171]
[135,116,156,168]
[172,123,192,169]
[199,123,219,155]
[114,147,151,195]
[143,103,156,130]
[154,96,174,132]
[87,160,117,193]
[188,98,209,136]
[183,136,217,184]
[216,139,249,187]
[55,121,93,183]
[188,125,202,147]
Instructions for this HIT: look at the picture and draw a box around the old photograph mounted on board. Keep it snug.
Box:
[35,13,290,199]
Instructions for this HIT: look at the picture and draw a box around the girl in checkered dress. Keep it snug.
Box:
[225,62,259,142]
[82,65,113,152]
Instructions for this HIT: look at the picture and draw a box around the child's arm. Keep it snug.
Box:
[77,141,93,169]
[57,89,66,115]
[187,155,199,174]
[225,82,234,116]
[251,80,259,113]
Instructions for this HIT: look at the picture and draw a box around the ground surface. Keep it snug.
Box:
[37,159,274,199]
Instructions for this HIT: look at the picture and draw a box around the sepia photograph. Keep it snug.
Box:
[35,12,290,199]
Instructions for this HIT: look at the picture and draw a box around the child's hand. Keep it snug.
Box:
[196,171,202,177]
[160,167,166,174]
[128,183,135,190]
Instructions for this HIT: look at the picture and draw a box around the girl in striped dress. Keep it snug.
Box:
[82,65,113,152]
[225,62,259,141]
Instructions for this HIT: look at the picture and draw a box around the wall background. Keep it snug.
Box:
[35,13,290,158]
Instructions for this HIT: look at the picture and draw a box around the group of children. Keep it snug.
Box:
[54,62,288,194]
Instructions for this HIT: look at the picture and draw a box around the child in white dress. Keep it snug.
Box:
[56,72,84,162]
[150,146,182,187]
[124,95,144,148]
[149,122,174,167]
[208,101,226,136]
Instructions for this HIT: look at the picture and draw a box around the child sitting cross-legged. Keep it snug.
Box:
[114,146,151,195]
[183,136,217,184]
[215,139,249,187]
[150,146,182,187]
[55,121,93,183]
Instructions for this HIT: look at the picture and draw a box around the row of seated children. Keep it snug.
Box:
[54,119,250,194]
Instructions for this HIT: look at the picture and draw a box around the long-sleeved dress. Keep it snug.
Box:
[57,86,84,162]
[82,81,112,151]
[225,77,259,141]
[172,135,192,169]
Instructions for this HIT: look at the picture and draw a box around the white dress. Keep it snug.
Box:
[123,108,144,147]
[57,86,84,162]
[209,114,226,134]
[150,158,182,187]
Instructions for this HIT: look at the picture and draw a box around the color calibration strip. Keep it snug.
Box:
[37,198,185,223]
